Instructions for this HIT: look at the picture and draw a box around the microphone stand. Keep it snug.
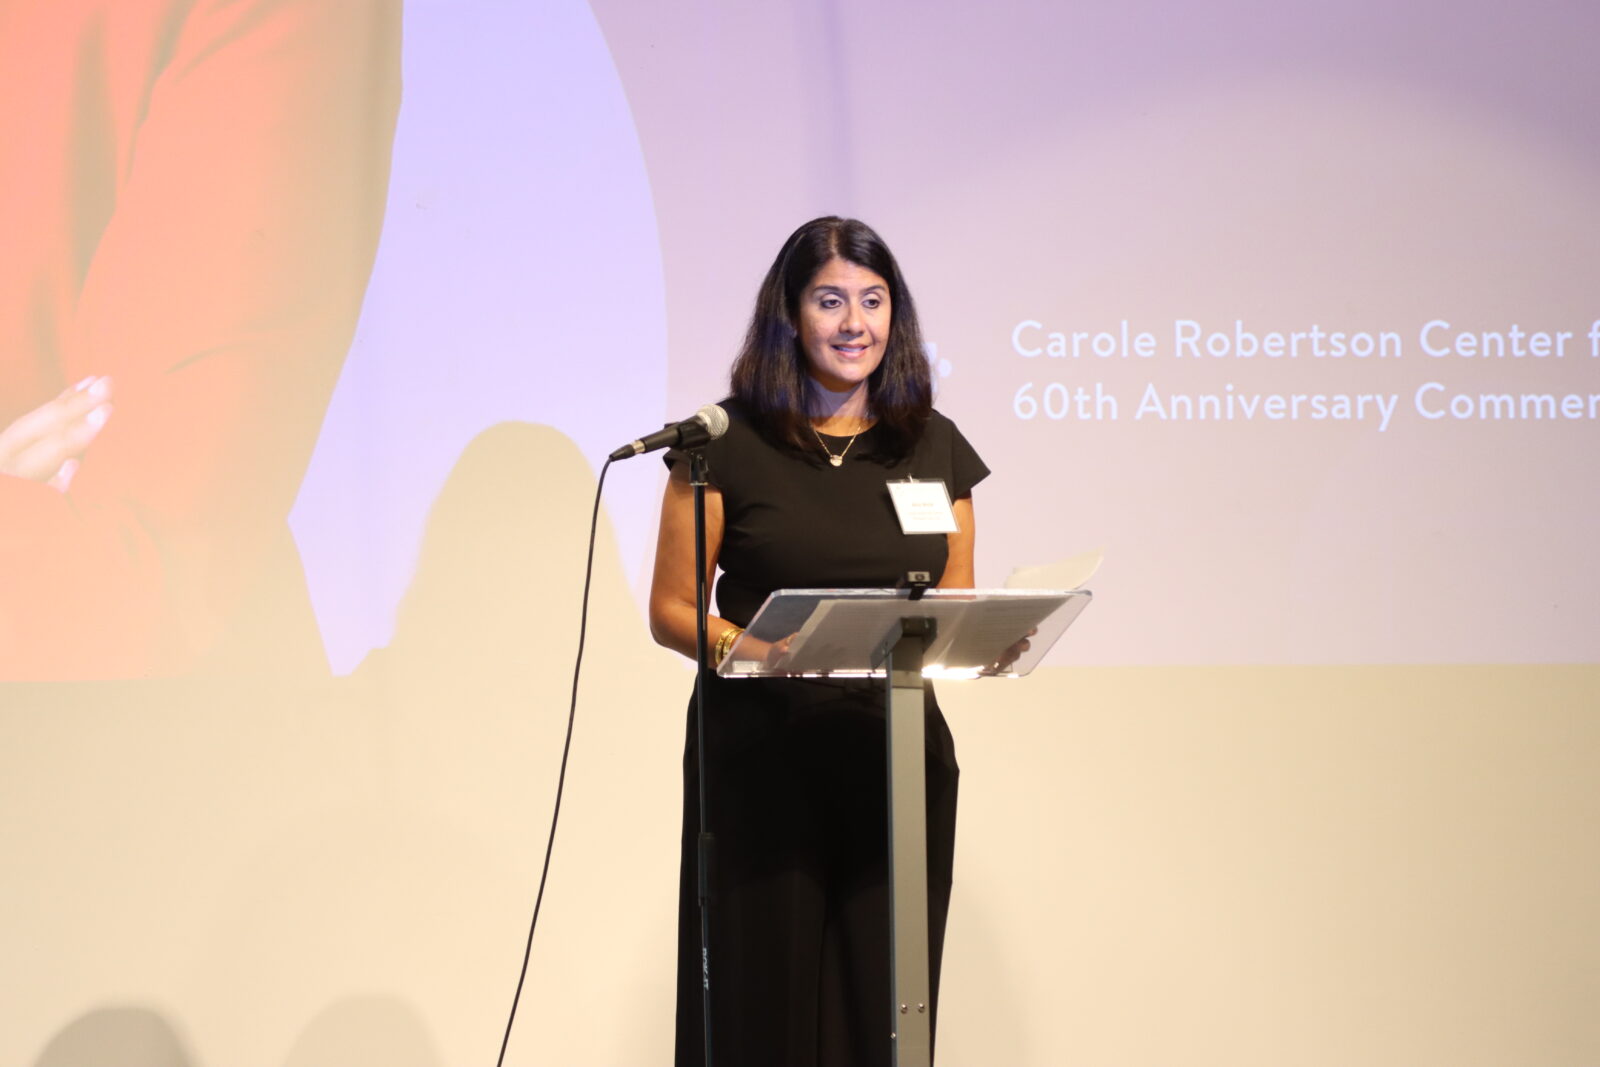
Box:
[690,448,716,1067]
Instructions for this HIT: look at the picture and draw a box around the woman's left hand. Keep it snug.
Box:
[0,376,114,490]
[982,627,1036,675]
[716,631,794,671]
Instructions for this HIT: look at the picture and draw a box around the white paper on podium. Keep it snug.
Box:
[1004,547,1103,592]
[777,598,913,674]
[922,594,1061,671]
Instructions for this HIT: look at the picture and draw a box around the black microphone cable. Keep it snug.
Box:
[494,455,612,1067]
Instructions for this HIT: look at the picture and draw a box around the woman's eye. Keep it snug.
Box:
[820,297,842,309]
[863,297,881,309]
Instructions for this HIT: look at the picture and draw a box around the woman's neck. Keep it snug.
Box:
[806,378,873,433]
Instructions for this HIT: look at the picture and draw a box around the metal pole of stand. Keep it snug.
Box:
[884,616,936,1067]
[690,450,715,1067]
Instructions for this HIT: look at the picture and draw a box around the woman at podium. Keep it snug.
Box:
[650,216,988,1065]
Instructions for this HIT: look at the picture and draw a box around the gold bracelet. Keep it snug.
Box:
[713,626,744,667]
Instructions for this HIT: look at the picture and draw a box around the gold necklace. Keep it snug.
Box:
[811,424,862,467]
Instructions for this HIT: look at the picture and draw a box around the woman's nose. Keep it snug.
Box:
[839,302,863,335]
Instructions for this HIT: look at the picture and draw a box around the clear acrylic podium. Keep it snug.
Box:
[718,588,1092,1067]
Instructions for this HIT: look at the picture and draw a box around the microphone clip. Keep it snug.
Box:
[899,570,933,601]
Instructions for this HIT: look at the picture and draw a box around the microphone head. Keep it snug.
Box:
[696,403,730,440]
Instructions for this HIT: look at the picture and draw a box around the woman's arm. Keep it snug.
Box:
[0,0,401,677]
[648,462,741,662]
[937,496,976,588]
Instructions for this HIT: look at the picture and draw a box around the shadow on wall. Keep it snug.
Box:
[357,419,651,693]
[29,998,443,1067]
[353,419,672,805]
[338,420,682,1061]
[33,1007,195,1067]
[281,995,442,1067]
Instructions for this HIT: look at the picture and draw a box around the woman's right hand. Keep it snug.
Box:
[714,631,794,672]
[982,627,1036,675]
[0,376,113,491]
[764,634,795,669]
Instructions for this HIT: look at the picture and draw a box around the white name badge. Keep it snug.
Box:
[888,478,959,535]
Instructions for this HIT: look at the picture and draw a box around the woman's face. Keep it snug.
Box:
[795,257,891,394]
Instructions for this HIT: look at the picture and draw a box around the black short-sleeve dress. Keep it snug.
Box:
[669,400,989,1066]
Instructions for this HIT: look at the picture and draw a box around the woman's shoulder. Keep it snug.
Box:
[915,406,990,492]
[710,396,770,451]
[715,396,753,431]
[919,406,970,445]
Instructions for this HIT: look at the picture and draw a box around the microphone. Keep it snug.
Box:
[609,403,729,461]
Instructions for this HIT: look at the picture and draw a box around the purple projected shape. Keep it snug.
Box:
[290,0,667,673]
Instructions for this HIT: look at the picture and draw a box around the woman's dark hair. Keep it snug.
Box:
[730,216,932,458]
